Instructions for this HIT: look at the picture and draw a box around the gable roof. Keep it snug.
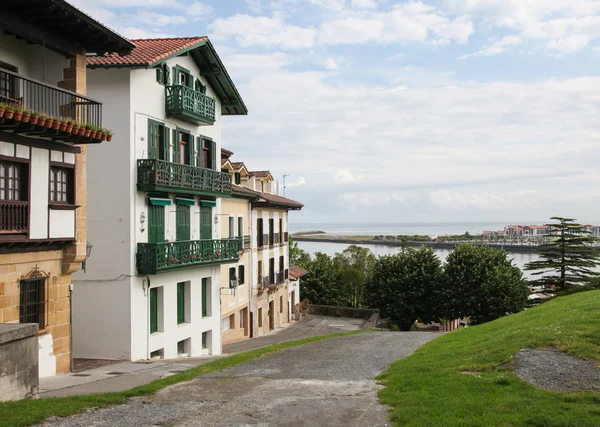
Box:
[251,170,273,179]
[289,265,308,280]
[221,147,234,160]
[87,37,247,116]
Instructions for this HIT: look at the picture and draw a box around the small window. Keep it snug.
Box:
[49,166,74,204]
[258,308,263,327]
[280,296,283,313]
[234,172,241,185]
[238,265,245,285]
[239,309,245,329]
[179,71,187,86]
[19,278,45,328]
[177,282,187,325]
[229,216,234,238]
[0,161,27,201]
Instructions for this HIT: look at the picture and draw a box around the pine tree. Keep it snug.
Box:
[525,217,600,289]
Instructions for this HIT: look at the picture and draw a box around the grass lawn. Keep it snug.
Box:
[0,330,364,427]
[378,290,600,427]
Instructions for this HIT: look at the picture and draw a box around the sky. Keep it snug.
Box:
[71,0,600,225]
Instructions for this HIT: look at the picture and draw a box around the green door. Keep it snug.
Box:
[176,205,190,241]
[148,205,165,243]
[177,282,185,324]
[200,206,212,240]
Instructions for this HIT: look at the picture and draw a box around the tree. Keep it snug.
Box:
[442,244,529,325]
[525,217,600,289]
[300,252,344,306]
[365,246,443,330]
[289,237,311,269]
[333,245,376,308]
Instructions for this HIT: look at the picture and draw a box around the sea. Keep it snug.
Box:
[290,222,542,278]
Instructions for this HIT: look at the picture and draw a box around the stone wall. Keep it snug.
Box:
[0,323,38,401]
[253,284,288,336]
[309,305,380,320]
[0,250,73,375]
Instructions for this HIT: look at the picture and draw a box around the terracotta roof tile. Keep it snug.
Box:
[232,184,261,197]
[289,265,308,280]
[87,37,207,67]
[250,170,272,178]
[259,192,303,209]
[231,162,245,170]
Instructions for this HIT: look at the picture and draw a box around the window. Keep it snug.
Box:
[19,278,44,328]
[179,71,187,86]
[177,282,186,324]
[257,218,264,247]
[234,172,241,185]
[0,161,27,201]
[202,278,211,317]
[238,265,245,285]
[49,166,74,204]
[279,219,283,244]
[148,204,165,243]
[199,205,212,240]
[269,219,274,245]
[148,120,168,161]
[156,63,170,85]
[238,217,243,238]
[202,331,209,350]
[258,308,263,327]
[280,296,283,313]
[0,61,19,101]
[239,309,245,329]
[222,315,230,331]
[279,256,284,273]
[229,267,236,288]
[257,260,263,282]
[150,287,158,333]
[269,258,275,285]
[176,204,190,241]
[228,216,234,238]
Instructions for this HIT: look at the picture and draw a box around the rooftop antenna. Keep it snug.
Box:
[283,174,290,197]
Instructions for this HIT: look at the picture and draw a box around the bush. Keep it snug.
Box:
[391,324,400,332]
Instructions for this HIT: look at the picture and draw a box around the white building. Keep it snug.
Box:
[72,37,247,361]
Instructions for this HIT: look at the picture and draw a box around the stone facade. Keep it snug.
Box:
[253,283,289,336]
[0,324,38,401]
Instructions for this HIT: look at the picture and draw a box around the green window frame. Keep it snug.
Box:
[148,204,165,243]
[238,265,245,285]
[150,288,158,334]
[176,204,191,241]
[174,65,193,88]
[199,205,212,240]
[202,278,208,317]
[177,282,185,324]
[234,172,241,185]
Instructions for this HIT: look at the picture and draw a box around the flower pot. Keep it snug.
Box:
[96,132,103,140]
[107,134,113,142]
[45,119,54,129]
[71,125,79,135]
[13,111,23,121]
[78,128,86,136]
[59,122,67,132]
[21,113,30,123]
[53,120,61,130]
[89,130,97,139]
[4,109,14,119]
[0,107,5,118]
[84,129,91,137]
[30,115,39,125]
[65,124,73,133]
[37,117,46,127]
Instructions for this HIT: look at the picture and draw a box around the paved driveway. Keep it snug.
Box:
[41,332,440,427]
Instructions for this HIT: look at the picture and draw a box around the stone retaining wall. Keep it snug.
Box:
[0,323,38,401]
[308,305,380,320]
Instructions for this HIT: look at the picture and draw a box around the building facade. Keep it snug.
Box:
[72,37,247,361]
[0,1,133,376]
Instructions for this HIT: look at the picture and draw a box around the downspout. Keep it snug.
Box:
[69,283,73,372]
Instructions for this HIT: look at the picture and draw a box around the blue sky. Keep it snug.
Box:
[73,0,600,224]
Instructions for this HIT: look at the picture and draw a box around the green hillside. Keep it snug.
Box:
[378,290,600,427]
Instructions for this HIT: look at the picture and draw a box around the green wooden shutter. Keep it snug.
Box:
[210,139,216,170]
[164,126,170,162]
[172,129,179,164]
[176,205,190,241]
[148,120,159,159]
[196,136,202,167]
[201,278,208,317]
[150,288,158,333]
[200,206,212,240]
[148,204,165,243]
[163,63,170,84]
[239,265,245,285]
[177,282,185,324]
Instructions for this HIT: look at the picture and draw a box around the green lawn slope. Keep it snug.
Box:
[378,290,600,427]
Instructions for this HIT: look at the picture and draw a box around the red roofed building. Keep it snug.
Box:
[72,36,247,362]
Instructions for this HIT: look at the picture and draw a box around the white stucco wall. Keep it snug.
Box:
[48,209,75,239]
[29,148,49,239]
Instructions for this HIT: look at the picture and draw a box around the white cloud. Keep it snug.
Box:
[286,177,306,188]
[322,58,341,70]
[188,1,212,19]
[335,170,364,183]
[338,191,419,211]
[209,15,317,49]
[350,0,378,9]
[318,2,474,46]
[459,35,521,59]
[305,0,347,11]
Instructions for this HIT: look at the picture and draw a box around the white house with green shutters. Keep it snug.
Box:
[71,37,247,361]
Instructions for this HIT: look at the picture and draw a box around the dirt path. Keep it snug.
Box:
[41,332,440,427]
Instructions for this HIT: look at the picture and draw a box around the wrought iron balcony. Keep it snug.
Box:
[136,238,241,275]
[0,67,105,144]
[240,235,251,251]
[137,159,232,196]
[165,84,215,126]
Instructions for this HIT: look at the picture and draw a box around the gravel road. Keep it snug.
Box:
[40,332,439,427]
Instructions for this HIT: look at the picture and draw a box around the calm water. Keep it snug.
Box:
[289,222,532,236]
[296,240,541,279]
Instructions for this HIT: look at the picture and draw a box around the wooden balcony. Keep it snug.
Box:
[137,159,232,197]
[165,85,215,126]
[0,201,28,235]
[136,238,241,275]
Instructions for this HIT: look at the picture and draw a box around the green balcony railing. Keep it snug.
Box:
[137,159,232,196]
[137,238,241,274]
[165,84,216,125]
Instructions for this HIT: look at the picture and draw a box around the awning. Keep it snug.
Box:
[175,197,195,206]
[149,197,171,206]
[200,200,216,207]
